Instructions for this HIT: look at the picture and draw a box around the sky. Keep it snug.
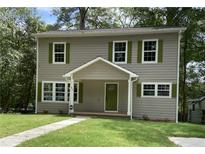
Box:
[35,7,57,24]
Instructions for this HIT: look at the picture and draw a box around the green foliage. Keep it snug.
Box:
[53,7,120,30]
[0,8,46,112]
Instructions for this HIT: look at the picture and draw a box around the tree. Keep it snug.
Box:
[53,7,119,30]
[53,7,89,30]
[0,8,46,112]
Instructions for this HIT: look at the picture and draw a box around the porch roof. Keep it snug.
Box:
[63,57,138,79]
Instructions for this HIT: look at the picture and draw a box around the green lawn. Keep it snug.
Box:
[19,117,205,147]
[0,114,69,138]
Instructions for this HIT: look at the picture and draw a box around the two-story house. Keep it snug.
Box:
[34,27,186,122]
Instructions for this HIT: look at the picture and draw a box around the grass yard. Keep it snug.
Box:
[19,117,205,147]
[0,114,69,138]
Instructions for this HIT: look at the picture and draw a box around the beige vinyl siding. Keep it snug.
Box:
[38,33,178,81]
[133,82,176,120]
[37,102,68,114]
[73,61,129,80]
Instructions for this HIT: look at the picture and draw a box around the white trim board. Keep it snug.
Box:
[142,39,158,64]
[41,81,79,104]
[112,40,128,64]
[52,42,66,64]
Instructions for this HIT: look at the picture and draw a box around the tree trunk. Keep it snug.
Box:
[79,7,89,30]
[182,38,188,121]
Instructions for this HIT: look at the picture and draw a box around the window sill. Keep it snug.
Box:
[141,62,158,64]
[41,101,79,104]
[113,62,127,64]
[141,96,171,98]
[52,62,66,64]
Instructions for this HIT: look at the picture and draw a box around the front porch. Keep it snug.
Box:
[63,57,138,117]
[72,111,129,117]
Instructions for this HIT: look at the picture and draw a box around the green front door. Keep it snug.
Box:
[105,83,118,111]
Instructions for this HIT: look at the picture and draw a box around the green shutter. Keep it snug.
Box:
[136,83,141,97]
[38,82,42,102]
[172,84,177,98]
[48,43,53,64]
[158,40,163,63]
[66,43,70,64]
[137,41,142,63]
[127,41,132,63]
[108,42,113,62]
[79,82,83,103]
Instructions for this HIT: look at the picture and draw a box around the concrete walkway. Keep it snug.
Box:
[169,137,205,147]
[0,116,88,147]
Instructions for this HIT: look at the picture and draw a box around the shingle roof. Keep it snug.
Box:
[34,27,186,38]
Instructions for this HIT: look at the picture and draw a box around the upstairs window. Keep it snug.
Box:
[53,42,66,64]
[142,40,158,63]
[113,41,127,64]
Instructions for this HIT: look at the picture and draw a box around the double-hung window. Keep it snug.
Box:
[53,42,66,64]
[142,40,158,63]
[157,84,170,97]
[67,83,79,103]
[55,83,65,101]
[142,82,171,98]
[113,41,127,64]
[43,82,53,101]
[42,81,79,103]
[143,84,155,96]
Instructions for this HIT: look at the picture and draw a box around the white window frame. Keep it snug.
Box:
[42,81,79,103]
[53,42,66,64]
[67,82,79,104]
[141,82,172,98]
[142,39,158,64]
[112,40,128,64]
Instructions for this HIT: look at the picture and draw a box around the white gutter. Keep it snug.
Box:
[35,37,39,114]
[176,30,182,123]
[34,28,186,38]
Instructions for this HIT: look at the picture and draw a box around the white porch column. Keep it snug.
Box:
[127,77,132,116]
[69,75,74,114]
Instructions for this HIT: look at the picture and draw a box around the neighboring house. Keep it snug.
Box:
[34,27,186,122]
[188,96,205,124]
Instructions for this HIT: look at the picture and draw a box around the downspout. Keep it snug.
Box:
[176,30,182,123]
[35,37,39,114]
[130,77,138,120]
